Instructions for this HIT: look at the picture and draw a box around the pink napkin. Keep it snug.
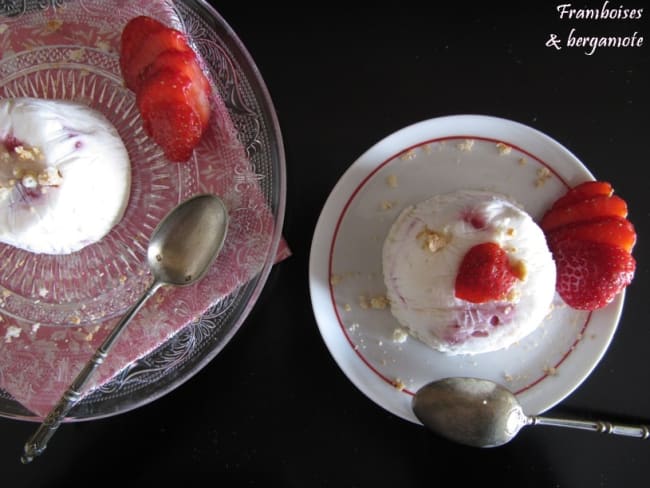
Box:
[0,1,289,417]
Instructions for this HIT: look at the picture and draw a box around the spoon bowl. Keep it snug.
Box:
[147,194,229,286]
[412,377,526,447]
[413,377,650,447]
[21,193,229,463]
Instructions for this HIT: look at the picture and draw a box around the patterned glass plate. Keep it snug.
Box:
[0,0,286,420]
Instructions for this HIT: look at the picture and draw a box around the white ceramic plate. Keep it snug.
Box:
[309,115,624,424]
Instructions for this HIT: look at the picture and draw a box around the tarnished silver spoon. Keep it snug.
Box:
[412,377,650,447]
[21,193,229,463]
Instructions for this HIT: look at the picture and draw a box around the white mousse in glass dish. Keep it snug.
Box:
[0,98,131,255]
[382,189,556,355]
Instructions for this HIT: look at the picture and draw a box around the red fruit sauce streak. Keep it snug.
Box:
[328,136,576,398]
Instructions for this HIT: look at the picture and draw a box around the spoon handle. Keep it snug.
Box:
[21,282,160,464]
[530,415,650,439]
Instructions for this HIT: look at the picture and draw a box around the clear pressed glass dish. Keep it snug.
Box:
[0,0,286,420]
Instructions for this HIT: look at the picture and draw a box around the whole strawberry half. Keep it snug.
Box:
[455,242,518,303]
[553,239,635,310]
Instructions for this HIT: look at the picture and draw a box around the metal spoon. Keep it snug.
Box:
[21,193,229,464]
[412,377,650,448]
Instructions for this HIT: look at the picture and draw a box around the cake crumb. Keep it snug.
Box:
[394,378,406,391]
[95,39,110,52]
[543,365,558,376]
[4,325,21,343]
[386,174,398,188]
[68,315,81,325]
[518,157,527,165]
[503,373,513,382]
[31,322,40,334]
[392,328,408,343]
[416,227,448,253]
[370,295,389,309]
[343,303,352,312]
[400,149,417,161]
[535,167,552,187]
[38,287,49,298]
[496,142,512,155]
[358,295,369,309]
[359,294,389,310]
[457,139,474,152]
[330,274,343,286]
[511,259,528,281]
[380,200,396,211]
[45,19,64,33]
[68,48,85,61]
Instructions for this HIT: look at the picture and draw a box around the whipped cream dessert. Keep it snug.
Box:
[0,98,131,254]
[382,190,556,355]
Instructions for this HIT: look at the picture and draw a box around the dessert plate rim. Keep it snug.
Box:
[308,114,624,424]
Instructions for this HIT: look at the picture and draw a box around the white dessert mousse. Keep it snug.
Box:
[0,98,131,254]
[382,190,556,355]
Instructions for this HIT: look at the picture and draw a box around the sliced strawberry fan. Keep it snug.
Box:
[540,181,637,311]
[120,15,212,162]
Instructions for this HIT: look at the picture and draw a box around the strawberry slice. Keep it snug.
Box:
[455,242,519,303]
[137,69,205,162]
[122,28,192,92]
[143,50,211,128]
[551,181,613,210]
[120,16,167,89]
[540,194,628,232]
[546,216,637,253]
[553,239,635,310]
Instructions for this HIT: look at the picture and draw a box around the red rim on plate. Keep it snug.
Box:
[309,115,623,424]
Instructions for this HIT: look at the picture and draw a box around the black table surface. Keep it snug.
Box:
[2,3,649,486]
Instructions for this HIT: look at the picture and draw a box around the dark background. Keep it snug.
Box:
[2,2,649,486]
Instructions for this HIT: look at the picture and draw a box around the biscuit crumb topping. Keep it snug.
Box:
[535,167,552,187]
[0,142,63,190]
[457,139,475,151]
[416,226,448,253]
[496,142,512,154]
[386,174,398,188]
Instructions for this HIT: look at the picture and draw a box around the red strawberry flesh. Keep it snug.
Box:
[122,28,191,92]
[553,239,635,310]
[540,194,628,232]
[551,181,613,210]
[143,50,211,127]
[455,242,518,304]
[546,216,637,253]
[120,16,167,88]
[137,69,204,162]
